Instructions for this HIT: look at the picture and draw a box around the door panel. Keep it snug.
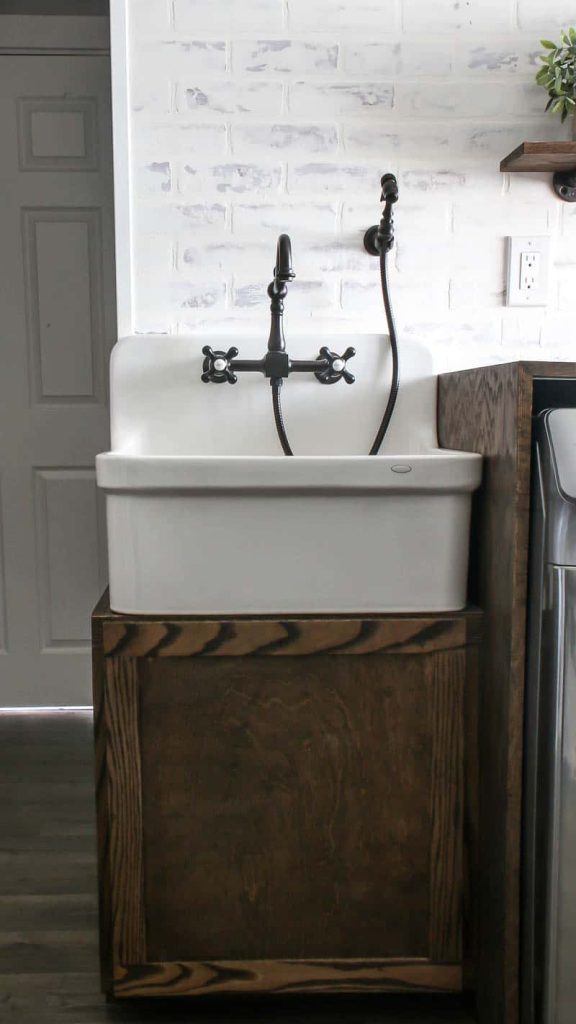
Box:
[0,55,115,705]
[93,607,478,998]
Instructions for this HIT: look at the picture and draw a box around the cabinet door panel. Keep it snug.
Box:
[96,618,475,998]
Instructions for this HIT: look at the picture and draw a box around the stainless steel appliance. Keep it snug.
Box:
[524,406,576,1024]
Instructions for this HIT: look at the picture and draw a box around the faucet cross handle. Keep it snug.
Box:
[201,345,239,384]
[315,346,356,385]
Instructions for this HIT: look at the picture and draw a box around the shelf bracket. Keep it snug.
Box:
[553,170,576,202]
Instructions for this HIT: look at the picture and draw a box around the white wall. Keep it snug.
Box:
[126,0,576,369]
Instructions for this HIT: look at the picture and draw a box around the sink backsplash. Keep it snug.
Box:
[111,334,438,456]
[123,0,576,369]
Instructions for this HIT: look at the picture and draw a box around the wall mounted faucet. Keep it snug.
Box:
[201,234,356,388]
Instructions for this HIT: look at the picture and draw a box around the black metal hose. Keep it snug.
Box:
[271,379,293,456]
[368,244,400,455]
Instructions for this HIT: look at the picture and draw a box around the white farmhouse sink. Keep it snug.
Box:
[96,334,482,615]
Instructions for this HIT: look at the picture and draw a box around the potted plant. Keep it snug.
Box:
[536,28,576,139]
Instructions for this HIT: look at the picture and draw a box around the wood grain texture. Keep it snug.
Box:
[500,141,576,172]
[139,654,443,961]
[462,648,480,992]
[429,652,464,964]
[102,658,146,967]
[93,596,482,1001]
[101,613,482,659]
[438,360,576,1024]
[91,612,112,993]
[113,960,463,998]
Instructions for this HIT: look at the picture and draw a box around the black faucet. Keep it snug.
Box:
[267,233,294,356]
[201,234,356,387]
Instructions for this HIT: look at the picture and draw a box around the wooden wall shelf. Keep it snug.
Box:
[500,141,576,172]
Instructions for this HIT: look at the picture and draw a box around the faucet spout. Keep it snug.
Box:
[274,234,295,287]
[267,234,295,354]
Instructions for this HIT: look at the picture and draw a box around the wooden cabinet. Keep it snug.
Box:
[93,597,481,999]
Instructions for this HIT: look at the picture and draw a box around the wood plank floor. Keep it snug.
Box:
[0,711,475,1023]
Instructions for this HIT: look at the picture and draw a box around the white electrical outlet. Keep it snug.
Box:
[506,236,550,307]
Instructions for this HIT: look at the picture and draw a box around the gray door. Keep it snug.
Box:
[0,54,115,706]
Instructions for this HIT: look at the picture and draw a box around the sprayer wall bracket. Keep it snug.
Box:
[363,226,381,257]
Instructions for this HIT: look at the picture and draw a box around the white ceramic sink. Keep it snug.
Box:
[96,334,482,615]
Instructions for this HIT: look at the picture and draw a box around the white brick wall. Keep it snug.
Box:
[127,0,576,366]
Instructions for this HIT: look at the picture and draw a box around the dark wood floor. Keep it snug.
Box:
[0,711,475,1023]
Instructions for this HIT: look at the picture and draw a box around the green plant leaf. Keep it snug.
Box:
[541,39,557,48]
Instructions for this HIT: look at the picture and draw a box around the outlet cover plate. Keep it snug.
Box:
[506,236,550,307]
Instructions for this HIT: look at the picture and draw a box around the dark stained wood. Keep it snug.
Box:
[139,654,457,962]
[428,652,464,964]
[93,597,482,1000]
[438,360,576,1024]
[102,658,146,967]
[462,647,480,993]
[113,960,463,998]
[91,610,112,994]
[101,611,482,659]
[500,140,576,172]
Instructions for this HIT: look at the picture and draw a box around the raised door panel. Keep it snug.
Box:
[98,640,471,996]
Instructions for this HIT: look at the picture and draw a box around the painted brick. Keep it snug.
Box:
[402,0,514,32]
[135,40,228,79]
[174,0,283,32]
[288,0,400,31]
[232,124,339,157]
[449,278,506,310]
[344,123,454,157]
[126,0,576,354]
[233,39,338,75]
[179,163,283,195]
[133,161,173,197]
[180,241,270,274]
[287,163,379,194]
[233,202,338,236]
[134,280,227,334]
[453,198,550,234]
[133,123,227,160]
[454,37,541,76]
[131,67,172,117]
[130,0,172,42]
[517,0,576,31]
[501,310,543,346]
[341,39,454,77]
[135,203,228,235]
[178,82,284,117]
[298,241,370,275]
[540,313,576,346]
[233,277,336,311]
[395,81,544,118]
[288,82,394,119]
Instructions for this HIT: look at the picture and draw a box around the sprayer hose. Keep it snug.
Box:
[272,380,293,456]
[369,245,400,456]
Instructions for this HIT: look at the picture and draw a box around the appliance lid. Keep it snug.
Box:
[546,408,576,502]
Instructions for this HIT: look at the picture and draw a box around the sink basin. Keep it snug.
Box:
[96,451,481,614]
[97,334,482,615]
